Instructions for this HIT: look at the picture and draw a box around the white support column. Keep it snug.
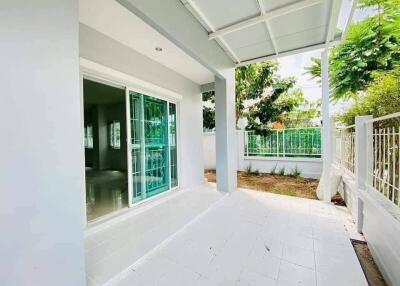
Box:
[215,69,238,192]
[321,48,332,202]
[355,115,373,233]
[0,1,85,285]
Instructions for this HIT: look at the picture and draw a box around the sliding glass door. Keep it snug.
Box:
[129,91,178,204]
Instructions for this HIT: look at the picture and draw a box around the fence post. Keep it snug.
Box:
[276,130,279,157]
[282,129,285,157]
[355,115,373,233]
[330,118,336,164]
[245,131,248,156]
[340,129,345,166]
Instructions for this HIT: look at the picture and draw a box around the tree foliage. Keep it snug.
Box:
[338,68,400,126]
[236,62,299,133]
[202,106,215,130]
[278,91,321,128]
[304,0,400,101]
[303,57,321,84]
[202,61,301,133]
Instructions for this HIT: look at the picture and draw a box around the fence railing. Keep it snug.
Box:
[335,125,356,174]
[366,112,400,207]
[244,127,322,158]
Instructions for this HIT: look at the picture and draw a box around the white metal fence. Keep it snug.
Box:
[336,112,400,208]
[366,113,400,207]
[244,127,322,158]
[335,125,356,174]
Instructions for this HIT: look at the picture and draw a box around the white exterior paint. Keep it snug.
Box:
[79,0,214,85]
[79,24,200,97]
[335,115,400,286]
[0,1,86,285]
[215,69,238,192]
[338,173,400,286]
[1,1,367,285]
[117,0,236,76]
[204,132,323,179]
[80,24,205,192]
[321,48,332,201]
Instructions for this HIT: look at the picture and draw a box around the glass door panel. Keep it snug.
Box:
[143,96,169,197]
[129,92,170,203]
[169,103,178,188]
[130,92,144,203]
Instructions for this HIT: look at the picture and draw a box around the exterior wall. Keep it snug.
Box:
[179,91,205,189]
[339,172,400,286]
[203,131,322,179]
[0,1,86,286]
[80,24,204,190]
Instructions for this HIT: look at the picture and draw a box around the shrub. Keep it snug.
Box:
[290,165,302,178]
[245,163,260,176]
[270,164,278,175]
[279,167,285,176]
[244,164,253,175]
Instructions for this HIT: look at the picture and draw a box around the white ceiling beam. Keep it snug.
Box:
[325,0,342,43]
[237,40,340,67]
[342,0,358,41]
[256,0,279,55]
[209,0,322,40]
[183,0,241,64]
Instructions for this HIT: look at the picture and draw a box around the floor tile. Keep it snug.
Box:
[84,187,367,286]
[282,244,315,270]
[277,260,316,286]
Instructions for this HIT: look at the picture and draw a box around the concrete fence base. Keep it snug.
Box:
[203,131,322,179]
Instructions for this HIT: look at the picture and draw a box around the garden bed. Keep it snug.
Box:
[204,170,319,200]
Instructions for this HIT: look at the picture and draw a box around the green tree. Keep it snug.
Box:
[202,106,215,130]
[278,91,321,128]
[338,68,400,126]
[303,57,321,84]
[202,61,301,133]
[304,0,400,100]
[236,62,299,133]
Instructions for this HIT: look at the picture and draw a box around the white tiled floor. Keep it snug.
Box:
[86,185,368,286]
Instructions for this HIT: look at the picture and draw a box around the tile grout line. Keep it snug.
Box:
[313,228,318,286]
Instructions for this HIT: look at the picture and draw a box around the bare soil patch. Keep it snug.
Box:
[352,240,387,286]
[204,170,319,200]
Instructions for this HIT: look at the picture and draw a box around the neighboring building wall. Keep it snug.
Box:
[79,24,204,189]
[0,1,86,286]
[203,131,322,179]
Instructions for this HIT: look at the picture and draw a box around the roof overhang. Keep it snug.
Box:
[181,0,356,66]
[117,0,356,77]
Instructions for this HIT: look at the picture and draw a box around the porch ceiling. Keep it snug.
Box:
[180,0,345,65]
[79,0,215,85]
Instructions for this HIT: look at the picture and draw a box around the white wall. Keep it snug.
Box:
[339,170,400,286]
[203,132,322,179]
[242,157,322,179]
[80,24,205,190]
[179,91,205,189]
[203,133,217,170]
[0,1,86,286]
